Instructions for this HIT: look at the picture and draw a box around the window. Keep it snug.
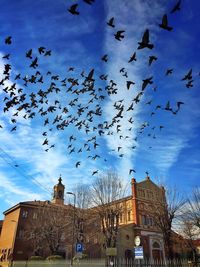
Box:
[33,212,37,219]
[94,237,98,244]
[127,211,131,221]
[138,189,145,197]
[18,229,24,239]
[142,215,147,225]
[22,210,28,218]
[119,213,123,223]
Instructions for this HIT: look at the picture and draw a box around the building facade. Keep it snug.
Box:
[0,175,177,265]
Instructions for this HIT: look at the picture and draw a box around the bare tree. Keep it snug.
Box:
[90,171,127,249]
[25,201,72,257]
[180,219,199,260]
[188,188,200,229]
[152,187,186,259]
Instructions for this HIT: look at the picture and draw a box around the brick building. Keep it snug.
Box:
[0,175,180,265]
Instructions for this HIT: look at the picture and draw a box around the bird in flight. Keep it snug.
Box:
[92,170,98,176]
[114,30,125,41]
[159,14,173,31]
[128,52,137,63]
[101,54,108,62]
[76,161,81,168]
[107,17,115,27]
[127,81,135,90]
[129,169,136,175]
[138,29,154,49]
[182,69,192,81]
[5,36,12,45]
[83,0,95,4]
[171,0,181,13]
[68,4,80,15]
[149,55,157,66]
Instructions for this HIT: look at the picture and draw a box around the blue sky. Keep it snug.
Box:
[0,0,199,219]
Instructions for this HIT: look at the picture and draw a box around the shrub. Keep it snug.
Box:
[46,255,64,261]
[29,255,44,261]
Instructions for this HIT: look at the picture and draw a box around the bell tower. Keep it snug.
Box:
[52,175,65,205]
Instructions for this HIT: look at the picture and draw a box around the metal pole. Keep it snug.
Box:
[66,192,76,267]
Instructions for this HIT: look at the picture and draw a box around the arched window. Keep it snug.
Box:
[153,241,160,249]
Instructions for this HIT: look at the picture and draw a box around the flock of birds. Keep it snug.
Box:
[0,0,197,178]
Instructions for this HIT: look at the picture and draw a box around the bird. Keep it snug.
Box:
[142,77,153,90]
[171,0,181,13]
[138,29,154,49]
[38,47,45,54]
[186,80,193,88]
[75,161,81,168]
[129,169,136,175]
[165,68,173,75]
[92,170,98,176]
[159,125,164,130]
[42,138,48,145]
[26,49,32,59]
[128,52,137,63]
[68,4,80,15]
[159,14,173,31]
[145,171,149,176]
[107,17,115,27]
[11,126,17,132]
[174,101,184,113]
[164,101,173,112]
[182,69,192,81]
[83,0,95,4]
[45,50,51,56]
[126,81,135,90]
[2,54,10,60]
[30,57,38,69]
[148,55,157,66]
[5,36,12,44]
[114,30,125,41]
[101,54,108,62]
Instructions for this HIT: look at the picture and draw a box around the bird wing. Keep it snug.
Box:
[142,29,149,43]
[162,14,168,26]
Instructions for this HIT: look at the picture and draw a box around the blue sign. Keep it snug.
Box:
[134,246,144,259]
[76,243,83,253]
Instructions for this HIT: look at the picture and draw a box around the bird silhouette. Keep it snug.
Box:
[138,29,154,49]
[68,4,80,15]
[126,81,135,90]
[101,54,108,62]
[171,0,181,13]
[114,30,125,41]
[149,55,157,66]
[92,170,98,176]
[26,49,32,59]
[5,36,12,44]
[129,169,136,175]
[182,69,192,81]
[107,17,115,27]
[142,77,153,90]
[83,0,95,4]
[159,14,173,31]
[165,68,173,75]
[76,161,81,168]
[128,52,137,63]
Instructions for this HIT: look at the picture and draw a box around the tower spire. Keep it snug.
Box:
[52,175,65,205]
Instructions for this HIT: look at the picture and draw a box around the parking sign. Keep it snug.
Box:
[76,243,83,253]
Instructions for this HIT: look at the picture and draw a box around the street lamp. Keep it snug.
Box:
[66,192,76,267]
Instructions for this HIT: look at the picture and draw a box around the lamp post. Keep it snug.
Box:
[66,192,76,267]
